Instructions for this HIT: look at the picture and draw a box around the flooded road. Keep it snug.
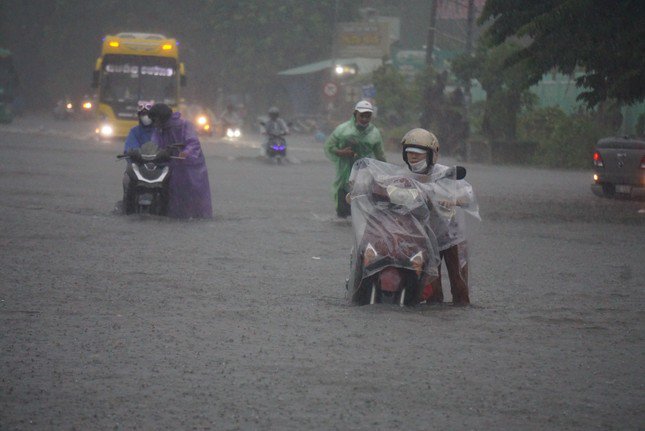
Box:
[1,115,643,430]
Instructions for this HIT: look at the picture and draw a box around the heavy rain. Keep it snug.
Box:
[1,1,643,430]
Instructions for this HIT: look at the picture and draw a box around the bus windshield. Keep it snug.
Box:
[100,54,178,105]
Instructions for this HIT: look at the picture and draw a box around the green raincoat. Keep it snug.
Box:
[324,117,386,210]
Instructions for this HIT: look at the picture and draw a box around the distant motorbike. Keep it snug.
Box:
[195,113,213,136]
[225,124,242,139]
[118,142,184,215]
[78,95,96,119]
[53,97,74,120]
[260,120,288,163]
[346,159,474,306]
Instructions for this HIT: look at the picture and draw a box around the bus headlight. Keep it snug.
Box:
[99,124,114,137]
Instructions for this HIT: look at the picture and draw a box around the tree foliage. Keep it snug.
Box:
[452,41,536,142]
[479,0,645,107]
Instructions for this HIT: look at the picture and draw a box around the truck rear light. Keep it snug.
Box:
[593,151,604,167]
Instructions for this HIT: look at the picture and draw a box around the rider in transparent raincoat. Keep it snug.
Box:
[345,157,478,305]
[400,128,480,304]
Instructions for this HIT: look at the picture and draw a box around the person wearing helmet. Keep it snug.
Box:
[146,103,213,219]
[324,100,386,218]
[121,101,157,214]
[401,128,472,305]
[124,101,155,154]
[261,106,289,156]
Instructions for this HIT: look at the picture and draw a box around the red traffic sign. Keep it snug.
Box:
[323,82,338,98]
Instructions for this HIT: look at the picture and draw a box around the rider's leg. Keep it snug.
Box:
[122,172,134,214]
[336,187,351,218]
[443,244,470,305]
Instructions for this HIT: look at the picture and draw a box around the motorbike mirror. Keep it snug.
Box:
[456,166,467,180]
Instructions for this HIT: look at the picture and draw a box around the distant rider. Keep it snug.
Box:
[121,101,155,214]
[220,103,241,134]
[400,128,472,305]
[261,106,289,156]
[148,103,213,219]
[324,100,386,218]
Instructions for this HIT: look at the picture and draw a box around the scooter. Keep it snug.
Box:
[346,159,471,306]
[267,133,287,161]
[53,97,74,120]
[78,95,96,119]
[225,125,242,139]
[117,142,183,215]
[260,120,290,163]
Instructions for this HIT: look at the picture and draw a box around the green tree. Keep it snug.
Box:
[480,0,645,107]
[372,64,418,127]
[452,41,536,143]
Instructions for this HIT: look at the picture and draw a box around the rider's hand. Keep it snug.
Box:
[156,148,172,162]
[127,148,142,163]
[335,147,355,158]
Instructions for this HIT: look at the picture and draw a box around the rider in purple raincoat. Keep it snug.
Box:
[148,103,213,219]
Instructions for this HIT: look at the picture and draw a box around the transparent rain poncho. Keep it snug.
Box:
[346,159,479,303]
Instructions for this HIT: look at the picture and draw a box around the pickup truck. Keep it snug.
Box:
[591,136,645,199]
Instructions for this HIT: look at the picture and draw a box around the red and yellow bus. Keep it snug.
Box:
[92,32,186,139]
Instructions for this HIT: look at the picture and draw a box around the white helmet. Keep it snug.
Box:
[354,100,373,113]
[401,128,440,165]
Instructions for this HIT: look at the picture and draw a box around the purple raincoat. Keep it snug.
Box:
[152,112,213,219]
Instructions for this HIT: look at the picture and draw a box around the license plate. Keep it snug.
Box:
[138,193,153,205]
[615,184,632,194]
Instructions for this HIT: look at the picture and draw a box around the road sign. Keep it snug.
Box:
[323,82,338,98]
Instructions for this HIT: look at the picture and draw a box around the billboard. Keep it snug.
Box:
[334,22,391,58]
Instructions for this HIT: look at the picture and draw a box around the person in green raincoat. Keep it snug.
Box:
[324,100,386,217]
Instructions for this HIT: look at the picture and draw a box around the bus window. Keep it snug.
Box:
[100,54,178,104]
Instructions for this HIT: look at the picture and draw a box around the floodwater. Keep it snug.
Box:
[1,115,643,430]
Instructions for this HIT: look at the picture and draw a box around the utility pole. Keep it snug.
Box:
[464,0,475,161]
[425,0,439,65]
[421,0,439,130]
[464,0,475,97]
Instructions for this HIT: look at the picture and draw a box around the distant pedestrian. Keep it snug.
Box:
[323,101,386,218]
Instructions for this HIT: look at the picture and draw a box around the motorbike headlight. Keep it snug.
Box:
[66,103,73,110]
[82,102,92,110]
[409,251,424,276]
[387,185,419,206]
[363,243,378,266]
[197,115,207,125]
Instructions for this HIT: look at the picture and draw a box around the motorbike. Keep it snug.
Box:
[117,142,184,215]
[260,120,288,163]
[78,95,96,119]
[195,113,214,136]
[225,124,242,139]
[53,97,74,120]
[346,159,476,306]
